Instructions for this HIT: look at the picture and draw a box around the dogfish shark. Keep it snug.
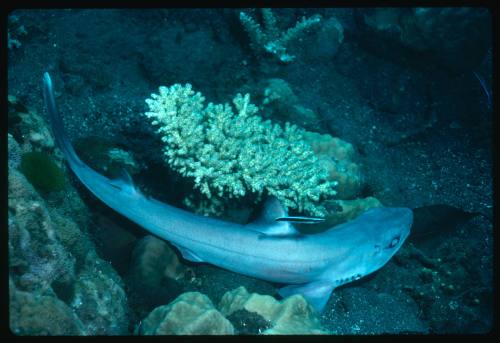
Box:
[43,72,413,312]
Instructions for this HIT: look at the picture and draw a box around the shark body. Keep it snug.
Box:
[43,72,413,312]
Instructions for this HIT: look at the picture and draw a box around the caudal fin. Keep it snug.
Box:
[42,72,84,168]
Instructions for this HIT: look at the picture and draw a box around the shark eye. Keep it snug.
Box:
[388,236,400,248]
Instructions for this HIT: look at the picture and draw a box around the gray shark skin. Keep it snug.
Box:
[42,72,413,312]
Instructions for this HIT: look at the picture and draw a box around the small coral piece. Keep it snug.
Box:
[73,136,139,178]
[144,84,337,216]
[239,9,322,63]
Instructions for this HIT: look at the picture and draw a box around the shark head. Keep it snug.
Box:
[364,207,413,271]
[320,206,413,289]
[278,207,413,313]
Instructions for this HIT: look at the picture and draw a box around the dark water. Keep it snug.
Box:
[7,8,492,335]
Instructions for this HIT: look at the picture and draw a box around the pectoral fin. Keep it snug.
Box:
[173,244,205,263]
[278,280,335,313]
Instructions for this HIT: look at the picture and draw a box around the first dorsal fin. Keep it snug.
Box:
[248,197,326,236]
[254,196,288,225]
[249,197,300,237]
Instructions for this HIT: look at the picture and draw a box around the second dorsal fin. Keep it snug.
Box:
[108,169,140,195]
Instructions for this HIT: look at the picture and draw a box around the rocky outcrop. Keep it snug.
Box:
[138,292,234,335]
[8,103,130,335]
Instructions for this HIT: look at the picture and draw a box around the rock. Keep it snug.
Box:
[126,235,196,317]
[8,95,55,150]
[301,16,344,61]
[260,78,320,131]
[262,78,299,107]
[47,207,94,272]
[138,292,234,335]
[303,130,363,199]
[71,250,129,335]
[326,197,382,225]
[9,279,86,335]
[130,235,191,284]
[8,105,130,335]
[219,286,327,334]
[9,165,130,335]
[8,167,76,294]
[89,212,138,275]
[355,8,491,73]
[8,133,22,169]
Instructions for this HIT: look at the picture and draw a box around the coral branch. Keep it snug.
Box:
[239,9,322,63]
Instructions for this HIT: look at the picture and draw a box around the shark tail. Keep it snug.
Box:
[43,71,142,200]
[43,72,84,169]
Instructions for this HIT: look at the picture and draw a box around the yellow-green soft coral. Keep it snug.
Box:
[144,84,338,216]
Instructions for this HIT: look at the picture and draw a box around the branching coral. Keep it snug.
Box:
[144,84,337,216]
[239,9,322,63]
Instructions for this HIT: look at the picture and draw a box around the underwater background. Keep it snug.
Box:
[7,8,492,334]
